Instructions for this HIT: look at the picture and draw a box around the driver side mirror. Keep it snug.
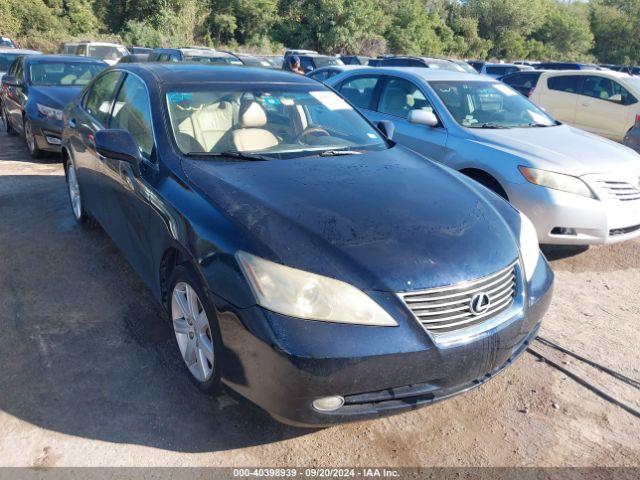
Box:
[94,129,142,176]
[408,109,439,127]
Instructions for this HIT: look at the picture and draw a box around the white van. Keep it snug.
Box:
[530,70,640,142]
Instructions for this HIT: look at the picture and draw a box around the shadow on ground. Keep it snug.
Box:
[541,244,589,261]
[0,172,310,453]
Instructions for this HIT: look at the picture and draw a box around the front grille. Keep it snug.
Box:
[398,262,517,335]
[597,179,640,202]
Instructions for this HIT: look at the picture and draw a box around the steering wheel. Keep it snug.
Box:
[487,109,508,122]
[295,126,330,143]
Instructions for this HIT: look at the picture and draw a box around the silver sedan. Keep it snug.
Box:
[327,68,640,245]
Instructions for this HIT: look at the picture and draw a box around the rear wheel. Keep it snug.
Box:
[24,119,42,158]
[169,265,223,394]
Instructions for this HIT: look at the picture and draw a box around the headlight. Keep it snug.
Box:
[518,166,596,199]
[518,212,540,282]
[236,251,398,326]
[37,103,63,121]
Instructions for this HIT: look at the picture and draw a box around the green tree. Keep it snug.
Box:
[533,1,593,61]
[464,0,547,58]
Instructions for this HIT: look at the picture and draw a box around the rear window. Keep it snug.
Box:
[486,66,518,76]
[503,72,541,88]
[0,53,19,72]
[547,75,581,93]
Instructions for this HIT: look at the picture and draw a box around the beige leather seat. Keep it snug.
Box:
[232,102,278,152]
[175,101,236,152]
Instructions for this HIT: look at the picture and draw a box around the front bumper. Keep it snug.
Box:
[211,256,553,427]
[505,177,640,245]
[30,117,63,153]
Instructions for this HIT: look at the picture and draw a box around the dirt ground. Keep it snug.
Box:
[0,130,638,468]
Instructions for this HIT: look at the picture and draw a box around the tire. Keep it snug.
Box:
[24,118,42,158]
[64,159,95,227]
[465,171,509,200]
[168,264,223,394]
[2,103,17,136]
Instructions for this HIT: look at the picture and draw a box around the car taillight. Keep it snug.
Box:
[635,113,640,124]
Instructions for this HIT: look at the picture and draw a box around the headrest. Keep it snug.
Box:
[240,102,267,128]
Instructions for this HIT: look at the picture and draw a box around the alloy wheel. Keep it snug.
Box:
[66,162,82,220]
[171,282,215,382]
[25,120,35,153]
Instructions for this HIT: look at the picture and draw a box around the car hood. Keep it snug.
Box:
[181,147,520,292]
[468,124,640,176]
[30,86,83,109]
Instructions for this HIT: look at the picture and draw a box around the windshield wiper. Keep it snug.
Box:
[527,122,556,128]
[185,151,269,161]
[318,149,363,157]
[468,123,510,129]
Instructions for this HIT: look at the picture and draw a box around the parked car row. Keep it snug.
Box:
[1,48,639,428]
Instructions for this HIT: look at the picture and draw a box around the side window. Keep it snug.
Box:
[110,74,154,160]
[77,45,87,56]
[14,59,23,81]
[378,77,433,119]
[310,70,330,82]
[547,75,580,93]
[338,76,380,110]
[581,76,637,105]
[83,71,124,126]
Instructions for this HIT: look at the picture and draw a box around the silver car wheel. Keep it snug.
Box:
[171,282,215,382]
[66,162,82,220]
[25,120,35,153]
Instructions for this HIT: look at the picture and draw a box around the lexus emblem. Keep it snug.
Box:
[470,293,491,315]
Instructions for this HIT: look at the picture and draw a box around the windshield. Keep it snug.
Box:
[0,53,19,72]
[430,80,557,128]
[88,45,128,61]
[313,57,343,68]
[165,85,387,159]
[28,62,106,86]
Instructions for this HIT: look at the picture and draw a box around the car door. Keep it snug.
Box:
[70,70,125,225]
[538,74,581,123]
[574,75,637,141]
[102,72,158,285]
[369,76,449,159]
[4,58,27,133]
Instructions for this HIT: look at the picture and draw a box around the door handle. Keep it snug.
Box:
[68,118,77,129]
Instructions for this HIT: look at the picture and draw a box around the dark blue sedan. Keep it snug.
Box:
[60,64,553,426]
[1,55,106,158]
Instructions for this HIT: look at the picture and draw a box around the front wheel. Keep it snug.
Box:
[169,265,223,394]
[65,160,93,226]
[24,119,42,158]
[2,103,16,136]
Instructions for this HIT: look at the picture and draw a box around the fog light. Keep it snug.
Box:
[312,396,344,412]
[551,227,576,236]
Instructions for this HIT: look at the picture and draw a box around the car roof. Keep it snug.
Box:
[0,48,41,55]
[78,41,125,47]
[540,69,632,79]
[25,54,107,64]
[117,63,321,85]
[338,67,490,82]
